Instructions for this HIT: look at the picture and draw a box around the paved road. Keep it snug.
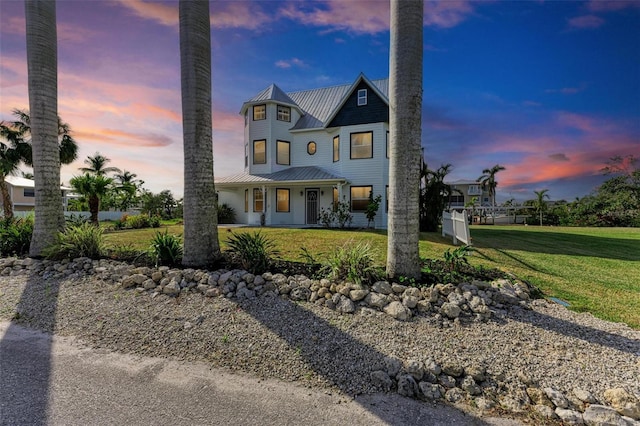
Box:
[0,321,523,426]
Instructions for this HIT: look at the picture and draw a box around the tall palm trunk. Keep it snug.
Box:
[26,0,62,257]
[179,0,220,267]
[386,0,423,280]
[1,178,13,219]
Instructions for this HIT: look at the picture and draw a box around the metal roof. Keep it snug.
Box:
[248,83,298,106]
[216,166,346,187]
[5,175,72,190]
[240,75,389,131]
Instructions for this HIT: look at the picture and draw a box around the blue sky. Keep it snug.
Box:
[1,0,639,202]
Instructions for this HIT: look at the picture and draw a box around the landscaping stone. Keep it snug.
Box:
[556,408,585,425]
[583,405,626,426]
[604,388,640,420]
[383,301,412,321]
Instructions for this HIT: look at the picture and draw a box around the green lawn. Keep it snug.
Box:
[103,225,640,329]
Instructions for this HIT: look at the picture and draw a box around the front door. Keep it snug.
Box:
[306,189,319,225]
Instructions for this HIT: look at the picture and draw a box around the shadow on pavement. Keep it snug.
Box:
[0,273,59,426]
[234,295,500,426]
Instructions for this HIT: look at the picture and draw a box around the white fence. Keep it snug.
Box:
[442,210,471,245]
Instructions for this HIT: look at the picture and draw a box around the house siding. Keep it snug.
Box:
[328,81,389,128]
[218,75,391,229]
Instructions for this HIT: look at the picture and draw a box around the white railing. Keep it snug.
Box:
[442,210,471,245]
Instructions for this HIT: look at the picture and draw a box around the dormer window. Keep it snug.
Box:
[357,89,367,106]
[277,105,291,122]
[253,104,266,120]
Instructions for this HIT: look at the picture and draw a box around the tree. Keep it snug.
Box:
[478,164,506,223]
[70,174,112,224]
[365,192,382,228]
[1,109,78,219]
[179,0,220,267]
[0,123,31,218]
[419,161,453,232]
[25,0,64,256]
[80,152,121,176]
[386,0,423,280]
[533,189,550,226]
[113,170,144,211]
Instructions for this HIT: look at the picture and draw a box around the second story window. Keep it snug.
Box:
[333,135,340,162]
[277,140,290,165]
[307,141,316,155]
[277,105,291,122]
[350,131,373,159]
[253,104,266,120]
[24,188,35,197]
[253,139,266,164]
[244,144,248,168]
[357,89,367,106]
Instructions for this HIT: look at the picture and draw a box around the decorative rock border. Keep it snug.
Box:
[2,256,639,425]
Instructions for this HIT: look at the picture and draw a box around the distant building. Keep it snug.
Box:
[446,179,491,209]
[1,175,73,213]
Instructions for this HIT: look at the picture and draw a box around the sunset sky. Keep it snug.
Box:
[1,0,639,202]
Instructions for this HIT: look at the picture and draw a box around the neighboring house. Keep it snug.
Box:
[446,179,491,209]
[1,175,72,213]
[216,74,391,228]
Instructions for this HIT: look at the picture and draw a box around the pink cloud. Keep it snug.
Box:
[568,15,605,29]
[113,0,177,27]
[424,0,476,28]
[280,0,480,35]
[587,1,640,12]
[1,16,25,35]
[275,58,308,69]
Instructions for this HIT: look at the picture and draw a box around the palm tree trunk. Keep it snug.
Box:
[386,0,423,280]
[88,195,99,224]
[26,0,63,257]
[1,178,14,219]
[179,0,220,267]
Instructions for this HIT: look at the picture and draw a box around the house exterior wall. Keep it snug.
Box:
[448,182,491,208]
[220,77,391,228]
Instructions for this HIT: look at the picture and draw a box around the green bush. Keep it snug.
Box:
[125,214,151,229]
[149,230,183,266]
[321,240,381,286]
[217,203,236,224]
[65,213,89,227]
[0,216,33,257]
[226,231,279,274]
[45,223,105,260]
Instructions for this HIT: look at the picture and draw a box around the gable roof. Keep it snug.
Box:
[216,166,346,187]
[240,75,389,131]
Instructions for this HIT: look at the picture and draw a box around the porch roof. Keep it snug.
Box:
[215,166,347,188]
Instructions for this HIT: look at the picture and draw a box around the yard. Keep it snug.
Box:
[103,224,640,329]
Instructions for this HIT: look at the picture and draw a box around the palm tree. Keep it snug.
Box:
[0,123,31,218]
[1,109,78,219]
[25,0,63,257]
[534,189,550,226]
[80,152,121,176]
[386,0,423,280]
[478,164,506,223]
[70,174,113,224]
[114,170,143,211]
[419,160,453,232]
[179,0,220,267]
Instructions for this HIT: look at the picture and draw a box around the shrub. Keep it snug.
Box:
[125,214,151,229]
[217,203,236,224]
[321,240,381,286]
[65,213,89,227]
[226,231,279,274]
[334,199,353,228]
[149,230,182,266]
[365,194,382,228]
[148,215,161,228]
[0,216,33,257]
[44,223,105,260]
[106,243,145,263]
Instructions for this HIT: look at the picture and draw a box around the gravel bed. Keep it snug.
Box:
[1,262,639,424]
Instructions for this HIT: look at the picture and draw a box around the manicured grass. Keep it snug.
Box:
[102,224,640,329]
[468,226,640,329]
